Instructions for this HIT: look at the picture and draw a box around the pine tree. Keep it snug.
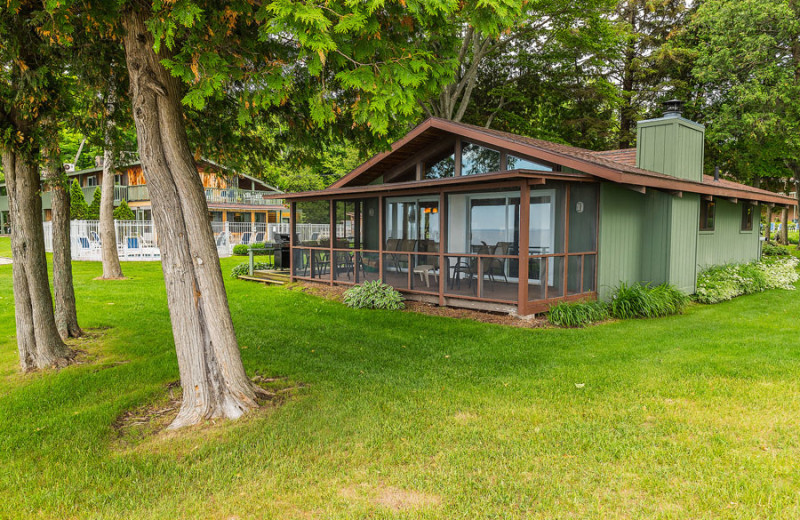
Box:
[87,187,101,220]
[113,199,135,220]
[69,179,89,220]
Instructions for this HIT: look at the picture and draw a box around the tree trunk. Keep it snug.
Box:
[43,141,83,339]
[122,7,257,429]
[765,205,772,241]
[2,149,74,371]
[780,207,789,245]
[99,140,125,279]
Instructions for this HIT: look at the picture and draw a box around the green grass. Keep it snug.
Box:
[2,235,800,518]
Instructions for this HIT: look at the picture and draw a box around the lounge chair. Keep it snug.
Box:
[240,231,252,246]
[253,231,265,244]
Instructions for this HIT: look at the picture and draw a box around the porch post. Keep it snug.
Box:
[518,181,530,315]
[289,201,296,281]
[329,199,334,285]
[379,195,384,280]
[438,190,446,306]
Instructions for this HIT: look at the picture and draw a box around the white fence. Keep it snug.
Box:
[43,220,339,261]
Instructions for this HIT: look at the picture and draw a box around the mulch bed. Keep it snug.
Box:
[288,281,549,329]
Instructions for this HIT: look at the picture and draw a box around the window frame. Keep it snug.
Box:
[699,198,716,232]
[740,203,754,232]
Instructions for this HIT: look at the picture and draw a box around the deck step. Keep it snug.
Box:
[253,270,291,283]
[237,275,286,286]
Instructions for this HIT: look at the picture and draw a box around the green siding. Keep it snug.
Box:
[597,183,645,299]
[668,194,700,293]
[696,200,760,271]
[636,117,704,182]
[640,190,671,284]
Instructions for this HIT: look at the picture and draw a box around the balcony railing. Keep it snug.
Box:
[204,187,284,207]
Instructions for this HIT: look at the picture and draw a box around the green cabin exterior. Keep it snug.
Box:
[285,108,793,315]
[596,112,761,300]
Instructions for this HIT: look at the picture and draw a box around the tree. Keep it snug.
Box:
[0,1,74,370]
[69,179,89,220]
[612,0,690,148]
[43,124,82,339]
[47,0,520,427]
[87,187,101,220]
[687,0,800,241]
[113,200,135,220]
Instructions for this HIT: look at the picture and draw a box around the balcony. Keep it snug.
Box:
[204,187,284,207]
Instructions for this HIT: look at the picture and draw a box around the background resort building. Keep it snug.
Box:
[285,104,796,315]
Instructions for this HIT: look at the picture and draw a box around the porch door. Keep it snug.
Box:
[529,189,557,286]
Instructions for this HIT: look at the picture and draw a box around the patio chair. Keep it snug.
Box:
[89,231,101,246]
[253,231,265,244]
[465,243,494,291]
[488,241,510,283]
[334,249,354,279]
[240,231,252,246]
[124,236,143,258]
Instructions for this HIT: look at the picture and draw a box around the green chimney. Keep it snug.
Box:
[636,100,705,182]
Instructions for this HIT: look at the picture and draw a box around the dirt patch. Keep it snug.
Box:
[340,484,441,511]
[288,281,549,329]
[112,374,305,444]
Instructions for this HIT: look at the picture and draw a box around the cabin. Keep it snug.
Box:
[0,158,288,230]
[283,103,796,315]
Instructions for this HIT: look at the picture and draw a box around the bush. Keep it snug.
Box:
[548,300,609,327]
[695,257,799,304]
[69,179,89,220]
[232,244,249,256]
[113,199,135,220]
[762,241,790,256]
[230,262,272,278]
[343,280,405,310]
[609,282,688,319]
[87,187,101,220]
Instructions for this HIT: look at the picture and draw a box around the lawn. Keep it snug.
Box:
[1,236,800,518]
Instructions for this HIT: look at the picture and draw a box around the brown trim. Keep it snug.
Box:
[439,191,446,306]
[563,186,571,295]
[289,202,296,282]
[378,195,384,279]
[518,182,530,314]
[329,200,334,286]
[284,171,575,199]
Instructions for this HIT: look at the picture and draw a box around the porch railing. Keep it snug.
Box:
[204,187,284,207]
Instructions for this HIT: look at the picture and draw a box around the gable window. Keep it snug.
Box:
[461,141,501,176]
[424,148,455,179]
[741,204,754,231]
[700,199,715,231]
[507,154,553,172]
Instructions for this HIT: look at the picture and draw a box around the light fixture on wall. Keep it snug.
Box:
[576,202,584,214]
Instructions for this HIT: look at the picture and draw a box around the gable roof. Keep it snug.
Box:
[327,117,795,206]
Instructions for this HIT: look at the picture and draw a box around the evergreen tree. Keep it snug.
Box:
[69,179,89,220]
[87,187,101,220]
[112,199,135,221]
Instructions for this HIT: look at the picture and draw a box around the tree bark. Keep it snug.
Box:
[122,7,257,429]
[780,207,789,245]
[2,149,74,371]
[765,205,772,241]
[99,135,125,280]
[43,140,82,339]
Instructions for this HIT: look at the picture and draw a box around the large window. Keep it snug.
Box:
[424,148,456,179]
[507,154,553,172]
[461,141,501,176]
[700,199,715,231]
[741,204,754,232]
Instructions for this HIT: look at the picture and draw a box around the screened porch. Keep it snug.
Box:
[289,179,599,315]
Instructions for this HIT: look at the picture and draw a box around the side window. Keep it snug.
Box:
[741,204,754,232]
[700,199,715,231]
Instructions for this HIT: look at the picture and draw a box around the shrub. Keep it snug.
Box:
[343,280,405,310]
[232,244,249,256]
[69,179,89,220]
[230,262,272,278]
[695,257,799,304]
[762,242,789,256]
[113,199,135,220]
[609,282,688,319]
[548,300,609,327]
[87,187,101,220]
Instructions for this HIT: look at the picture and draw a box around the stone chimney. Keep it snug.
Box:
[636,100,705,181]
